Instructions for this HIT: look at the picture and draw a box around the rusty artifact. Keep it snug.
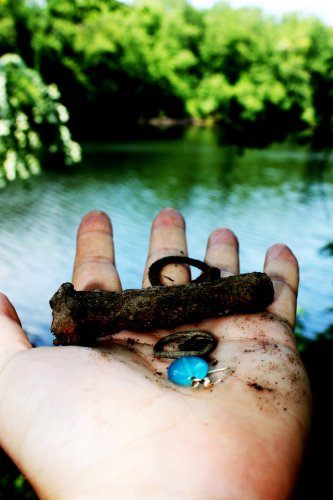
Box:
[50,256,274,346]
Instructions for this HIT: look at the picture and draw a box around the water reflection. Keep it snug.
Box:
[0,127,332,346]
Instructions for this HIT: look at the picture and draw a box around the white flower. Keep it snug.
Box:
[16,112,29,131]
[57,103,69,123]
[16,160,29,179]
[0,54,22,66]
[0,73,7,110]
[26,154,41,175]
[28,130,40,149]
[60,125,71,142]
[0,119,9,136]
[14,130,27,148]
[69,141,82,163]
[48,84,61,100]
[3,150,17,181]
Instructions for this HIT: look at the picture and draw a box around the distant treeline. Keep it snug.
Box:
[1,0,333,147]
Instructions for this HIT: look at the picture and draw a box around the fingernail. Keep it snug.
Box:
[79,211,112,234]
[267,244,294,260]
[208,228,238,248]
[153,208,185,228]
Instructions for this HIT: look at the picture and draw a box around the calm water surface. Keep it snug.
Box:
[1,127,333,346]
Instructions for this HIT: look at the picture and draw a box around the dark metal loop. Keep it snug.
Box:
[148,256,221,287]
[153,331,217,359]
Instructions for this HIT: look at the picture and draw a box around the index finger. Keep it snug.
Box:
[72,211,122,292]
[264,244,299,329]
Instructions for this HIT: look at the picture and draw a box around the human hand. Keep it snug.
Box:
[0,208,311,499]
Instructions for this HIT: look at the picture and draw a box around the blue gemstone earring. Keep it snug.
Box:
[167,356,233,388]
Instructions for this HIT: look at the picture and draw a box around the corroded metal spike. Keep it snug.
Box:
[50,271,274,346]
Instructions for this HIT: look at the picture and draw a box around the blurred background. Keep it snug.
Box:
[1,0,333,497]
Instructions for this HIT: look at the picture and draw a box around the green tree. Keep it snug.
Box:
[1,0,333,146]
[189,5,322,146]
[30,0,201,135]
[303,19,333,148]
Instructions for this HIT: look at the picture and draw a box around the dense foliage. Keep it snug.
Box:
[0,53,81,185]
[1,0,333,149]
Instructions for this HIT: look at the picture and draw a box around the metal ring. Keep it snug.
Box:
[148,256,220,287]
[153,331,217,359]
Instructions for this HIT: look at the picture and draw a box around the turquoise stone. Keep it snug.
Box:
[167,356,209,386]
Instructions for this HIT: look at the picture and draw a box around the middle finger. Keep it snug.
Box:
[204,228,239,277]
[142,208,190,288]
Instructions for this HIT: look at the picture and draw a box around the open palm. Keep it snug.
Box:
[0,209,311,499]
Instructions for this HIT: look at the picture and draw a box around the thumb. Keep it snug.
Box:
[0,293,32,369]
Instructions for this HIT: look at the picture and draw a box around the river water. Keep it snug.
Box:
[0,126,332,346]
